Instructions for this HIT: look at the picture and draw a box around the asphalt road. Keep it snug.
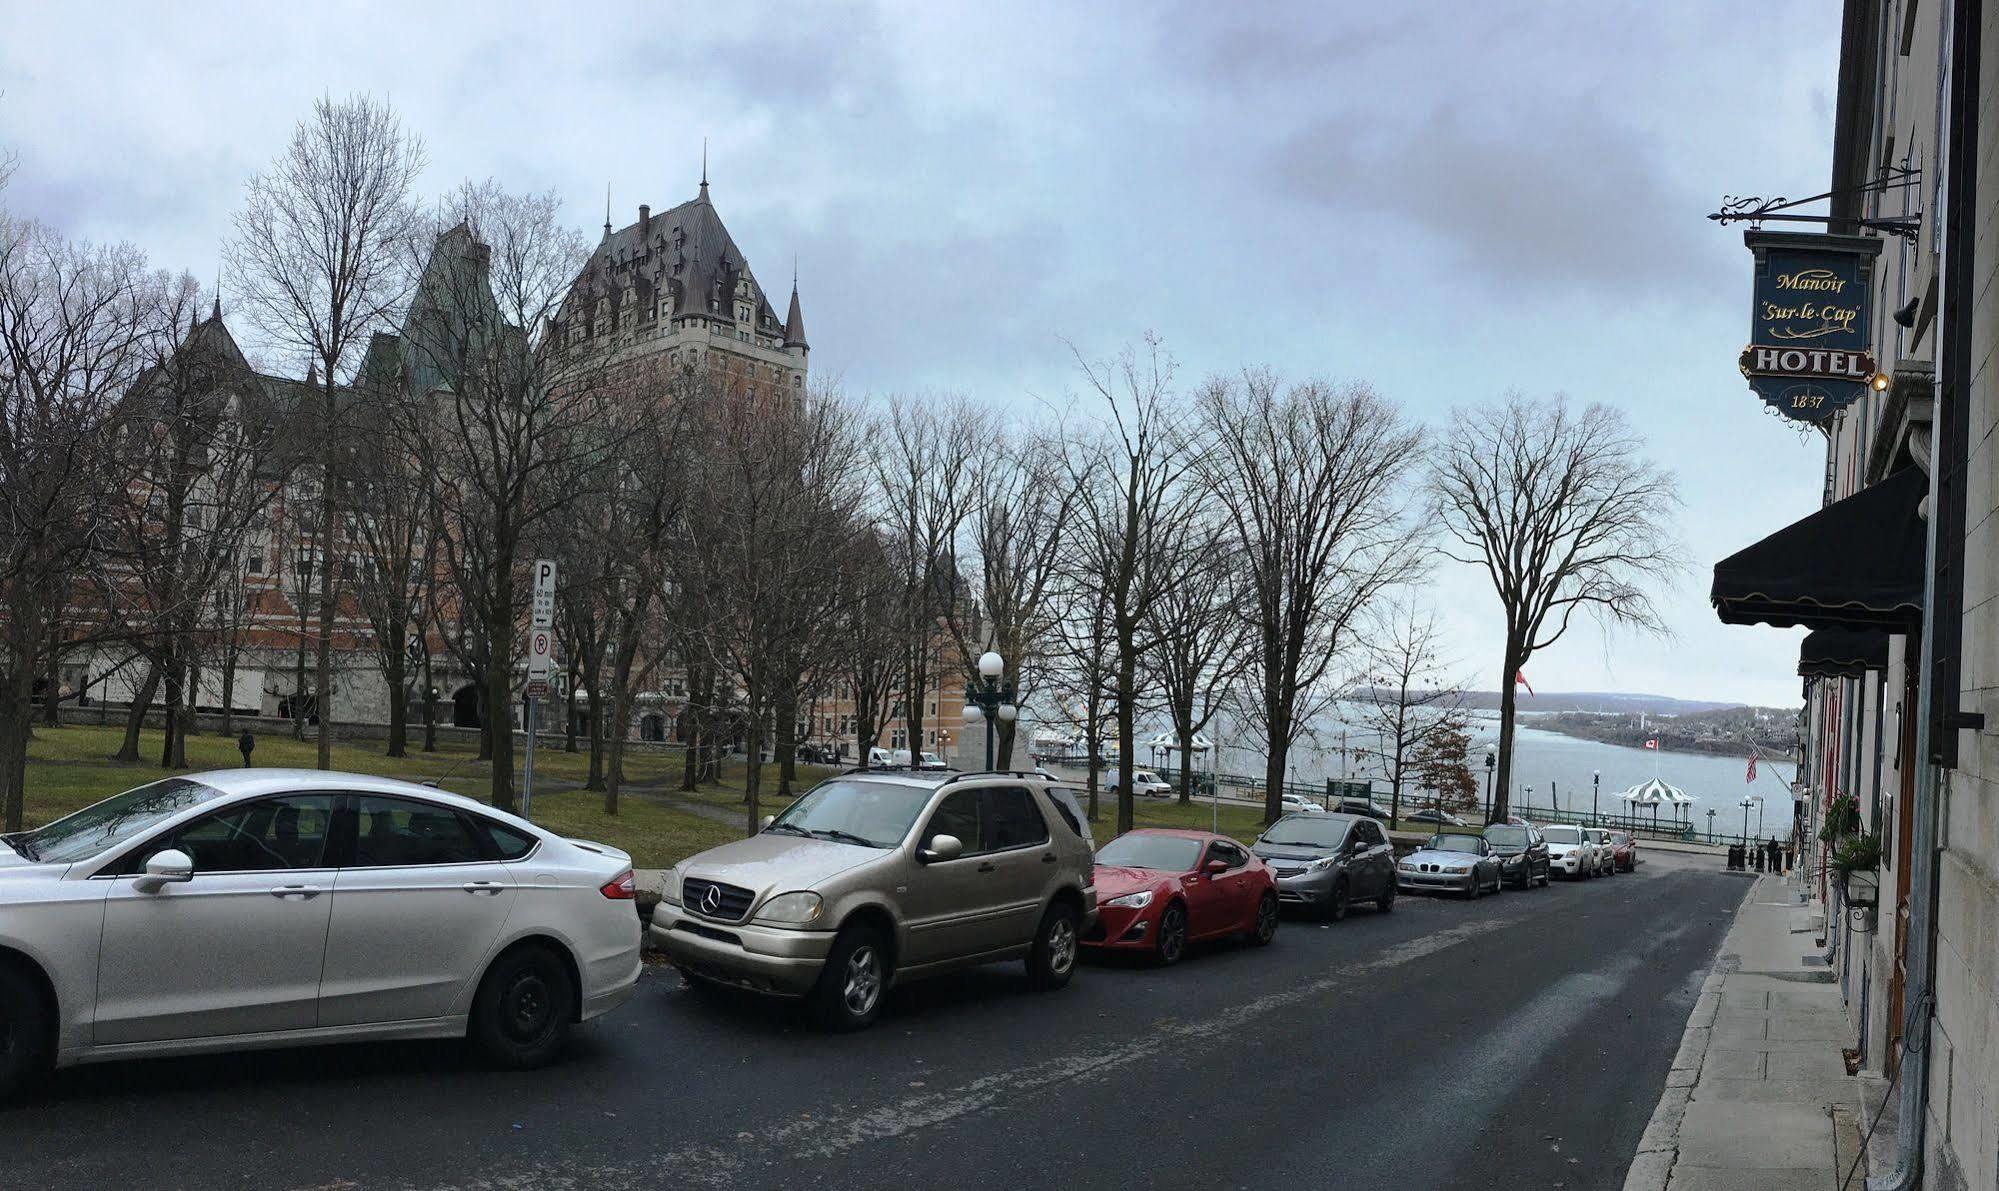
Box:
[2,851,1750,1191]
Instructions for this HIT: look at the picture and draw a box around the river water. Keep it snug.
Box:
[1145,708,1799,839]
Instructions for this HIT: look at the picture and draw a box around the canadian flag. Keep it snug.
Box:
[1644,739,1659,750]
[1515,669,1534,697]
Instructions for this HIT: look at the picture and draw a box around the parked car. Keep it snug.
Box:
[1250,813,1396,920]
[1539,824,1599,879]
[1396,832,1504,898]
[1085,829,1278,964]
[890,749,949,770]
[0,769,642,1096]
[1404,807,1468,828]
[1106,770,1173,799]
[1278,793,1326,815]
[1605,830,1639,871]
[866,747,897,767]
[1332,798,1393,822]
[651,770,1096,1029]
[1583,828,1618,876]
[1482,823,1551,889]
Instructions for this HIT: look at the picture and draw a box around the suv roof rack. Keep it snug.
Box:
[841,764,962,778]
[939,769,1059,785]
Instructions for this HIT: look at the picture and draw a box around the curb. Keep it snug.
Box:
[1621,962,1725,1191]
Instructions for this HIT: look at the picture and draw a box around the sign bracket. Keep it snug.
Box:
[1709,166,1923,242]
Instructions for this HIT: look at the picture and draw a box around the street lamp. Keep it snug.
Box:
[961,651,1016,772]
[1592,770,1600,826]
[1483,751,1495,822]
[1522,785,1533,825]
[1739,795,1754,846]
[1706,807,1716,843]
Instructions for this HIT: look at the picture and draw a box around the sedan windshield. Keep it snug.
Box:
[1257,816,1350,849]
[1095,834,1203,872]
[14,777,225,864]
[1542,826,1582,845]
[1429,834,1484,853]
[768,779,936,848]
[1484,826,1529,847]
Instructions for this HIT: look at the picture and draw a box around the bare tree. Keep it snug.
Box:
[689,381,865,832]
[1046,558,1119,820]
[100,280,302,769]
[401,184,597,813]
[1429,393,1680,824]
[0,217,160,828]
[944,427,1079,768]
[869,395,986,771]
[1195,371,1423,825]
[1352,597,1469,824]
[1143,514,1251,803]
[1067,337,1201,834]
[835,529,905,764]
[229,93,424,770]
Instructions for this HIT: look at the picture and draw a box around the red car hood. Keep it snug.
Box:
[1093,865,1179,899]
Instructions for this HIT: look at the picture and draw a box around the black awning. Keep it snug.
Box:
[1798,627,1891,677]
[1712,466,1926,629]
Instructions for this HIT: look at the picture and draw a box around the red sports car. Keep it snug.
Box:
[1607,831,1639,871]
[1083,829,1279,965]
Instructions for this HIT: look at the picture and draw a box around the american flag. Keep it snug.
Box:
[1747,755,1757,783]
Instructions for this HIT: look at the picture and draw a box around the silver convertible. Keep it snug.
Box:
[1395,832,1504,898]
[0,769,642,1095]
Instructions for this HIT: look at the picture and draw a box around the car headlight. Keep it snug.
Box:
[1397,862,1416,872]
[1445,865,1469,874]
[754,891,824,926]
[1308,856,1340,873]
[1106,890,1154,909]
[660,866,683,906]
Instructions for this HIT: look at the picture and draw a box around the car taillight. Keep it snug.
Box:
[600,869,635,900]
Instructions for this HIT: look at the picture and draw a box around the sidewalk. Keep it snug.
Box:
[1624,870,1864,1190]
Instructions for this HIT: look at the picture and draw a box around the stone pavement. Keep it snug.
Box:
[1624,870,1866,1190]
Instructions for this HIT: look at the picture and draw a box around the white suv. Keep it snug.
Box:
[1539,824,1599,879]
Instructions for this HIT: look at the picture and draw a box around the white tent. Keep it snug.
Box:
[1616,778,1695,828]
[1143,732,1213,753]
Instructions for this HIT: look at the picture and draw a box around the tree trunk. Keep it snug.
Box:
[741,694,765,835]
[1115,655,1137,835]
[485,653,516,814]
[604,645,636,815]
[160,641,183,769]
[218,645,237,736]
[1492,642,1521,824]
[314,379,338,772]
[117,660,160,762]
[1083,720,1102,820]
[1176,709,1195,805]
[996,716,1017,770]
[775,687,797,799]
[41,648,60,728]
[291,635,308,741]
[384,654,407,758]
[586,669,607,791]
[563,658,580,754]
[421,650,437,753]
[681,710,699,790]
[0,658,35,832]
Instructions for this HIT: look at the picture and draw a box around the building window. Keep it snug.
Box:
[246,552,263,574]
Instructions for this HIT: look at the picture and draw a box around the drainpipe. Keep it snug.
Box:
[1868,0,1975,1184]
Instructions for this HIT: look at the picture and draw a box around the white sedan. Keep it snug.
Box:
[1539,824,1601,879]
[0,769,641,1095]
[1279,794,1326,815]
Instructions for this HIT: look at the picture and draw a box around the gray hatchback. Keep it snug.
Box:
[1249,812,1397,920]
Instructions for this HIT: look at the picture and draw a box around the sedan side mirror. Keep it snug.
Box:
[1203,859,1228,876]
[134,848,194,893]
[918,834,963,864]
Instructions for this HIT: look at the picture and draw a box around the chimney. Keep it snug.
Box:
[638,204,651,237]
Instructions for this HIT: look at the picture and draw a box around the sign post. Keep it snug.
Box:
[1739,231,1884,424]
[522,560,558,818]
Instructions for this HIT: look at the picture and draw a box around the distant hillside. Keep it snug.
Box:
[1534,705,1800,757]
[1441,691,1748,715]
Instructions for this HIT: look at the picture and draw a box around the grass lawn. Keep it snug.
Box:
[17,724,759,869]
[17,726,1300,868]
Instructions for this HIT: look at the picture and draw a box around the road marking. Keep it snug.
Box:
[414,918,1504,1191]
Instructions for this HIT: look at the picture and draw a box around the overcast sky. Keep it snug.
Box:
[0,1,1844,708]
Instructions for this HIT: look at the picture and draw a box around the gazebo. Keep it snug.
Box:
[1616,778,1695,832]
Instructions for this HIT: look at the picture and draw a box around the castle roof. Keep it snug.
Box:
[565,185,785,337]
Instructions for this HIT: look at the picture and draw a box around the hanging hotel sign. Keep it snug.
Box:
[1740,231,1883,424]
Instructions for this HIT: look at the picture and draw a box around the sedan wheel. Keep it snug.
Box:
[0,966,51,1098]
[470,944,575,1069]
[1327,879,1351,923]
[1156,902,1188,966]
[1250,893,1278,946]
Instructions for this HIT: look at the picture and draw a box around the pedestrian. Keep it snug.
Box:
[238,729,255,768]
[1785,841,1796,872]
